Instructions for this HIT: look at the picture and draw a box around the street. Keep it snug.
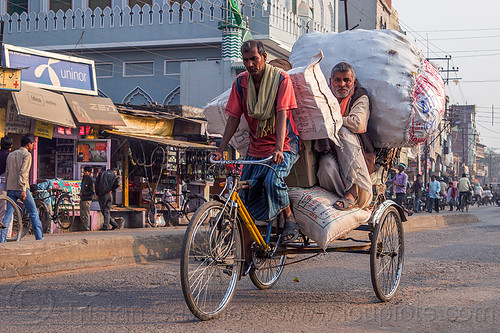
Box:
[0,205,498,333]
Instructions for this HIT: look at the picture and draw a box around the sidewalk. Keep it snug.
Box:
[0,209,480,280]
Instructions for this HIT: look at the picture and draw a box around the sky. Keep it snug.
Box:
[392,0,500,151]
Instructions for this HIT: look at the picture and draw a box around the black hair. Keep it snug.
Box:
[1,136,13,150]
[241,40,265,55]
[20,134,35,147]
[83,166,92,172]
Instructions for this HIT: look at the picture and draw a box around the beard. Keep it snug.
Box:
[333,85,354,99]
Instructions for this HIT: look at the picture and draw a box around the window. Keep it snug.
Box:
[164,59,196,76]
[96,63,114,78]
[7,0,28,15]
[129,0,151,7]
[89,0,111,10]
[50,0,71,12]
[123,61,154,77]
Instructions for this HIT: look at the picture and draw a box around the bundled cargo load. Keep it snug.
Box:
[289,29,446,148]
[204,88,250,156]
[287,51,342,146]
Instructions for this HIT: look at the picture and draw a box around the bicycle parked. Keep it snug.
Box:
[0,195,23,242]
[19,188,76,237]
[147,188,206,227]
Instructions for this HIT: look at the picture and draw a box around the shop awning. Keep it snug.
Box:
[63,92,126,126]
[108,131,216,150]
[11,84,76,128]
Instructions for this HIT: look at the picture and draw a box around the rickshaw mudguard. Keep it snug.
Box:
[372,199,407,224]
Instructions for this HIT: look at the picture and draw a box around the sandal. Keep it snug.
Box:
[281,216,299,245]
[333,197,356,211]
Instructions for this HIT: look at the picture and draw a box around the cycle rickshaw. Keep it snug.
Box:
[180,147,405,320]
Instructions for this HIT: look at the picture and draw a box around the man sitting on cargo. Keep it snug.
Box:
[316,62,373,211]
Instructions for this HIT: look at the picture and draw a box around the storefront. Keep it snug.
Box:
[1,43,217,229]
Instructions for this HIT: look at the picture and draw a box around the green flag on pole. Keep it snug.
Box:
[229,0,242,26]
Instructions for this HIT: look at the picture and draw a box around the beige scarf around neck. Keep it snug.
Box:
[246,63,283,137]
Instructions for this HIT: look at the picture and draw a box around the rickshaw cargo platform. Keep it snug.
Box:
[284,140,318,188]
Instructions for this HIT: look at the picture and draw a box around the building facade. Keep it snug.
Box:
[338,0,399,31]
[449,104,478,176]
[2,0,340,108]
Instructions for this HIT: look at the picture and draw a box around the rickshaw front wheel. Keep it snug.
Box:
[370,205,404,302]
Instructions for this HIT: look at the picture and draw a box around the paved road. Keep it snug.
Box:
[0,205,498,332]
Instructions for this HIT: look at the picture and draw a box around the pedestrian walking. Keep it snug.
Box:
[95,168,120,230]
[80,166,94,231]
[410,174,423,213]
[428,175,441,213]
[393,163,408,207]
[446,181,457,211]
[0,134,43,242]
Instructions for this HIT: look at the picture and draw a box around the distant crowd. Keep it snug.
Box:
[387,163,498,214]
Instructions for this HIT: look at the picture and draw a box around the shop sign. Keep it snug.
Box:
[5,99,30,134]
[0,67,21,91]
[64,93,125,126]
[3,44,97,95]
[77,140,109,163]
[34,120,54,139]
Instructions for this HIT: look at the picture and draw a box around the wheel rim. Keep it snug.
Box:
[184,205,241,317]
[373,209,403,299]
[147,205,158,227]
[251,253,286,287]
[57,197,74,229]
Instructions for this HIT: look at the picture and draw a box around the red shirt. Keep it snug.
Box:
[225,71,299,158]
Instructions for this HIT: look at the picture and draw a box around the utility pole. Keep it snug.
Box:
[462,125,466,174]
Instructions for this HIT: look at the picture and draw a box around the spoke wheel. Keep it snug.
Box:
[146,203,159,227]
[183,196,207,222]
[249,248,286,290]
[370,206,404,302]
[36,201,51,234]
[180,200,242,321]
[55,194,75,230]
[1,195,22,242]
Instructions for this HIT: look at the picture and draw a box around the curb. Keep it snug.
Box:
[404,212,479,232]
[0,212,480,280]
[0,229,186,280]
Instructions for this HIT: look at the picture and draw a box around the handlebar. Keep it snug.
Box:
[209,156,273,165]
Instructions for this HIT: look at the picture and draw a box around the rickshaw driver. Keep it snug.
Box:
[317,62,372,210]
[211,40,300,246]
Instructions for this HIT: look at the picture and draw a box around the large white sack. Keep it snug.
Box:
[289,186,371,250]
[288,51,342,145]
[289,30,446,148]
[204,88,250,156]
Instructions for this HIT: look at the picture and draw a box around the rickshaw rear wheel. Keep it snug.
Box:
[370,205,404,302]
[249,245,286,290]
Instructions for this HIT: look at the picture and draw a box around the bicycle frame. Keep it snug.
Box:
[211,156,276,252]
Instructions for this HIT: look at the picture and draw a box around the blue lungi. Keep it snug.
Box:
[240,151,296,221]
